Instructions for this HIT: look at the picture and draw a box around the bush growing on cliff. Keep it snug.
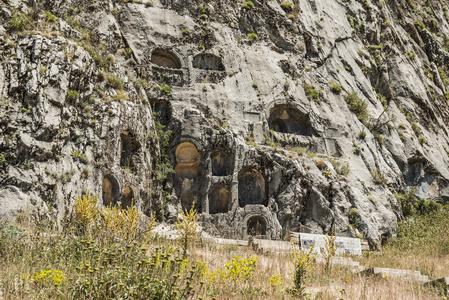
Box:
[280,1,293,11]
[104,72,124,89]
[242,1,254,9]
[395,189,443,217]
[329,157,350,178]
[303,83,319,101]
[247,32,258,41]
[344,92,368,122]
[8,13,31,32]
[66,89,80,102]
[370,169,387,186]
[348,208,361,227]
[330,82,342,94]
[394,190,417,217]
[43,11,56,23]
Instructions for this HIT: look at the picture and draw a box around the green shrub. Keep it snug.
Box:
[306,152,316,158]
[66,89,80,102]
[161,84,171,94]
[374,133,384,145]
[394,190,417,217]
[418,136,427,145]
[398,131,406,142]
[370,169,387,186]
[344,92,368,122]
[358,131,366,139]
[294,147,306,156]
[394,209,449,256]
[43,11,56,23]
[417,199,442,215]
[406,112,413,121]
[0,153,6,165]
[330,83,342,94]
[81,43,113,70]
[303,83,319,101]
[329,157,350,178]
[411,122,420,136]
[280,1,293,11]
[243,1,254,9]
[247,33,258,41]
[104,73,124,89]
[348,208,361,227]
[406,49,415,60]
[9,13,31,32]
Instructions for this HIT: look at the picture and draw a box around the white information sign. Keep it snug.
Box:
[298,233,362,256]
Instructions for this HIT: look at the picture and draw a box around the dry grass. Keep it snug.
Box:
[187,240,446,299]
[1,207,448,299]
[0,225,446,299]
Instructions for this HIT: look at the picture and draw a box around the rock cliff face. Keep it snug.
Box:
[2,0,449,247]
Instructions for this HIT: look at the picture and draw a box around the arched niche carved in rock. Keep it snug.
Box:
[268,105,316,136]
[121,186,134,209]
[238,168,266,207]
[209,185,229,214]
[211,150,232,176]
[193,54,225,71]
[102,175,119,206]
[247,216,267,236]
[175,142,200,179]
[181,191,202,213]
[151,49,181,69]
[120,131,140,171]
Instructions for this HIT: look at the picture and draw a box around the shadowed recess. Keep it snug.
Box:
[120,131,140,171]
[211,150,232,176]
[238,168,266,207]
[193,53,225,71]
[102,175,119,206]
[175,142,200,178]
[151,49,181,69]
[268,104,316,136]
[247,216,267,236]
[121,186,134,209]
[209,185,230,214]
[153,101,172,126]
[181,191,202,212]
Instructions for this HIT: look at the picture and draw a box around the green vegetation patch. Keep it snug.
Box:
[344,92,368,122]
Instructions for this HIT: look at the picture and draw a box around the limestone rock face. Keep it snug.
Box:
[2,0,449,247]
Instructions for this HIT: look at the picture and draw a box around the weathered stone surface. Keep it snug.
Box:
[362,267,429,283]
[0,186,47,221]
[1,0,449,247]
